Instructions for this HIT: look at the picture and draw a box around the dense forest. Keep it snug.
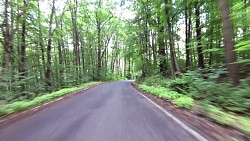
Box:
[0,0,130,100]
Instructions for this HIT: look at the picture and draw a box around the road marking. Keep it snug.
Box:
[131,85,208,141]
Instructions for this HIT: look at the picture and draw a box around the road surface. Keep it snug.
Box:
[0,81,212,141]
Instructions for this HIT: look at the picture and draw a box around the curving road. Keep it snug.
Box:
[0,81,213,141]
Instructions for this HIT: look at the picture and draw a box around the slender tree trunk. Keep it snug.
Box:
[80,36,85,71]
[2,0,11,74]
[195,2,205,69]
[38,2,46,79]
[19,2,27,94]
[70,0,80,83]
[242,0,248,59]
[45,0,56,92]
[219,0,240,86]
[57,35,63,88]
[151,31,157,68]
[185,3,191,70]
[164,0,181,76]
[209,25,214,65]
[96,13,102,80]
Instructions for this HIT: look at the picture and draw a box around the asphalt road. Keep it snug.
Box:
[0,81,212,141]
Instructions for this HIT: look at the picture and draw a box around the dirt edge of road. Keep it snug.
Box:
[131,83,249,141]
[0,82,104,129]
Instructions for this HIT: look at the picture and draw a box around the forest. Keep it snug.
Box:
[0,0,250,138]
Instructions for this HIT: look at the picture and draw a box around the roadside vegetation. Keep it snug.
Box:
[136,73,250,136]
[0,82,100,118]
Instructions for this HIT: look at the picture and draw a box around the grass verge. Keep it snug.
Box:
[0,82,100,118]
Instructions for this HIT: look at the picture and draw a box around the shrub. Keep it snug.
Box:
[165,78,191,94]
[139,84,193,109]
[159,91,181,100]
[137,72,250,135]
[142,75,166,87]
[138,71,250,116]
[173,96,193,109]
[192,78,250,115]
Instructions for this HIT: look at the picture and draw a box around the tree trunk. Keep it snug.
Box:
[96,10,102,80]
[164,0,181,76]
[195,2,205,69]
[157,17,167,76]
[219,0,240,86]
[19,3,27,94]
[45,0,56,92]
[57,35,63,88]
[80,36,85,71]
[185,3,191,70]
[151,31,157,68]
[209,25,214,66]
[37,2,46,78]
[2,0,11,74]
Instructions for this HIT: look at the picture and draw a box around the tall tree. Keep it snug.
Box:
[19,0,28,94]
[195,2,205,69]
[219,0,240,86]
[158,17,167,76]
[45,0,56,91]
[185,1,191,70]
[164,0,181,76]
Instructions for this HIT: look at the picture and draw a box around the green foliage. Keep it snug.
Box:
[0,70,44,102]
[125,73,132,79]
[198,104,250,135]
[189,76,250,116]
[165,78,192,94]
[142,72,250,115]
[173,96,193,109]
[137,75,167,87]
[0,82,99,117]
[138,74,250,135]
[138,84,193,109]
[159,91,181,100]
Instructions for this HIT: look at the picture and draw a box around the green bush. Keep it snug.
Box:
[191,78,250,115]
[159,91,181,99]
[142,75,166,87]
[199,104,250,135]
[138,72,250,116]
[173,96,193,109]
[137,72,250,135]
[164,78,192,94]
[139,84,193,109]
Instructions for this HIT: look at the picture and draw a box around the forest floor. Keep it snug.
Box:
[132,83,249,141]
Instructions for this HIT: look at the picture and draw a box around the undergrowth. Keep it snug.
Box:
[138,85,193,109]
[0,82,100,118]
[137,73,250,136]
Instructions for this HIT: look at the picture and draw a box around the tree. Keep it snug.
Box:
[164,0,181,76]
[219,0,240,86]
[185,1,191,70]
[195,2,205,69]
[19,0,28,94]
